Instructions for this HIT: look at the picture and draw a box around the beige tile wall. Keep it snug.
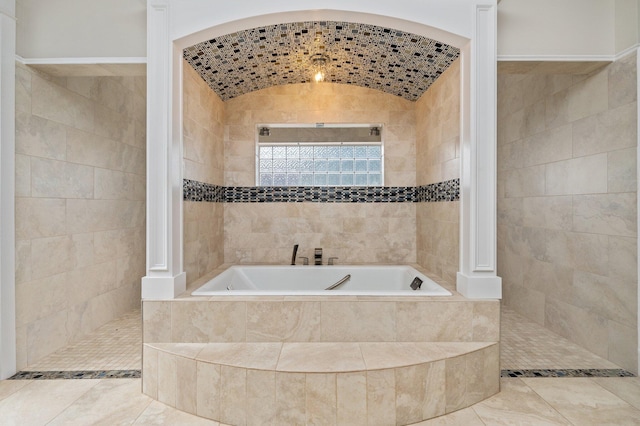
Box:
[497,53,638,372]
[224,83,416,187]
[223,83,418,265]
[416,59,461,281]
[14,63,146,368]
[182,61,225,284]
[223,203,417,265]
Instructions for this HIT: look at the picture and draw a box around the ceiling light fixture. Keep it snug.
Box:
[310,53,329,83]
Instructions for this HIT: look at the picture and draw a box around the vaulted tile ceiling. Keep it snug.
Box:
[183,21,460,102]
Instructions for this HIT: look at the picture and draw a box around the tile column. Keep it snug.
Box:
[457,3,502,299]
[0,0,16,379]
[142,0,186,298]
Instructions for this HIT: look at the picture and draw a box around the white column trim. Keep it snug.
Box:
[473,4,497,272]
[0,3,16,379]
[142,0,186,299]
[636,46,640,375]
[457,2,502,299]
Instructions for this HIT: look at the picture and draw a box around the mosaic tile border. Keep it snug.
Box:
[416,179,459,202]
[184,179,225,202]
[224,185,416,203]
[8,370,141,380]
[501,369,636,378]
[12,368,633,380]
[183,178,460,203]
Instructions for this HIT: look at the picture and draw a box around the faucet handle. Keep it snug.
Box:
[314,248,322,265]
[299,256,309,265]
[328,257,338,265]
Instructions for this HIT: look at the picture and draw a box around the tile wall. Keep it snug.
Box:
[182,61,225,284]
[416,60,461,283]
[14,62,146,368]
[222,82,419,265]
[497,53,638,372]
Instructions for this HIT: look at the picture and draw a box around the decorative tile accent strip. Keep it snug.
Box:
[224,186,416,203]
[8,370,141,380]
[183,179,225,202]
[501,369,636,378]
[183,179,460,203]
[416,179,460,202]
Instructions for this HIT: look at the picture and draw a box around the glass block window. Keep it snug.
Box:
[257,143,383,186]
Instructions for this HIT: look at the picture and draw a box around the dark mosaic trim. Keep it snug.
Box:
[12,368,633,380]
[183,179,225,202]
[8,370,141,380]
[501,369,636,378]
[416,179,459,202]
[183,178,460,204]
[225,186,416,203]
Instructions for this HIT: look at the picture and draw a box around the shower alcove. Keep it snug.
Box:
[142,1,502,424]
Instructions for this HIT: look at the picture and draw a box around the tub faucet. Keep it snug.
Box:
[291,244,299,265]
[314,248,323,265]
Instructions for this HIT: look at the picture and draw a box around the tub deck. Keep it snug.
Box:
[142,265,500,424]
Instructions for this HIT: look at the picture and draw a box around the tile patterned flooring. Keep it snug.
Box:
[23,309,142,372]
[500,308,620,370]
[0,306,639,425]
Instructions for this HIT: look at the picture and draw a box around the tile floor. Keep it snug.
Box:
[0,307,638,425]
[23,309,141,372]
[500,309,621,370]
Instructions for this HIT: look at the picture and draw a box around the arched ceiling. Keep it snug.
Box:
[183,20,460,102]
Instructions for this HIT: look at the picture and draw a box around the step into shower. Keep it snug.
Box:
[142,292,500,424]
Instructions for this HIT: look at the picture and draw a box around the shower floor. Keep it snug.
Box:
[500,308,621,371]
[22,309,141,372]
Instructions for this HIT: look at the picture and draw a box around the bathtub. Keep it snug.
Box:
[191,265,452,296]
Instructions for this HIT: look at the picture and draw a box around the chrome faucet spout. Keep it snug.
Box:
[291,244,299,265]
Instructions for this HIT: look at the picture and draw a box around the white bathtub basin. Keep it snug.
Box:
[191,265,452,296]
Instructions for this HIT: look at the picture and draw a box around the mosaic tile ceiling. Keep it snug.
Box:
[183,21,460,102]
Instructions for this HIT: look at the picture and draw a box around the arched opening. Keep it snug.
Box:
[143,3,500,299]
[141,3,501,422]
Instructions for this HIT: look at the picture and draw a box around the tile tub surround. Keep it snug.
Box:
[183,61,225,286]
[181,59,462,283]
[416,57,461,287]
[142,266,500,424]
[218,79,423,268]
[181,179,460,267]
[497,52,638,372]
